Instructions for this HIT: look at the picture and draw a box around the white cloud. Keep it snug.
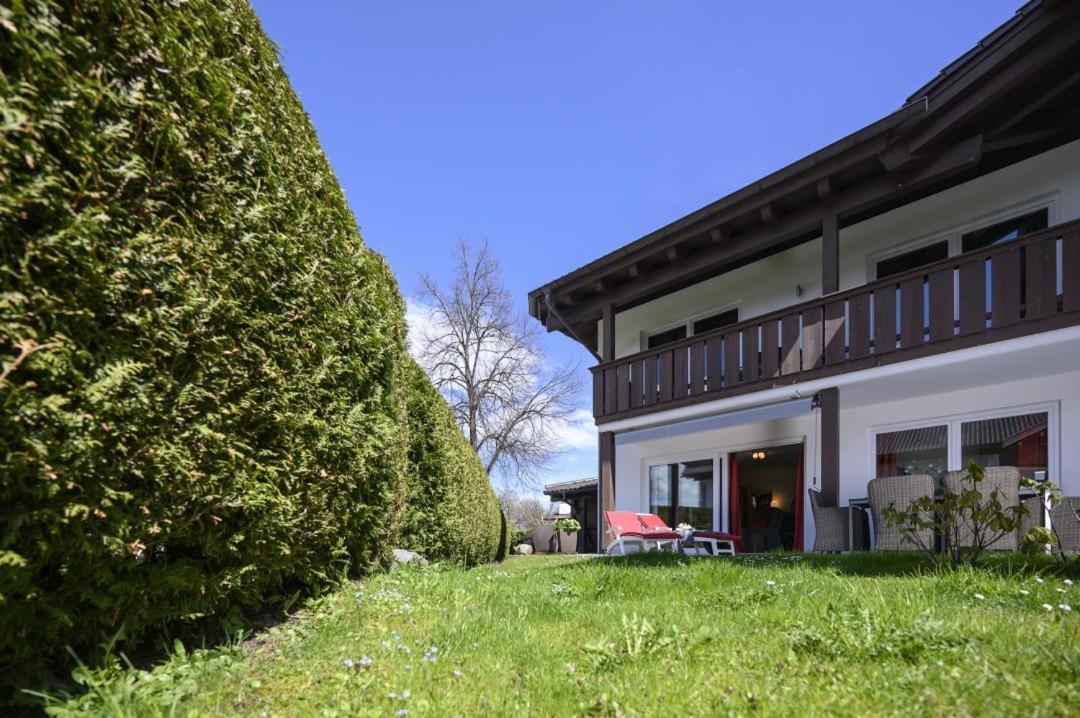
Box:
[549,408,598,451]
[404,297,435,362]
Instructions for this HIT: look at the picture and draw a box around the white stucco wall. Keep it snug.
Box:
[600,139,1080,359]
[611,329,1080,550]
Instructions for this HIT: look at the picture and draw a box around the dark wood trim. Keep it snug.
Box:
[602,303,615,362]
[598,432,615,552]
[590,220,1080,423]
[818,388,839,506]
[822,214,839,295]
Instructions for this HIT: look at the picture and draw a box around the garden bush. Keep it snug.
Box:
[0,0,499,694]
[400,359,502,566]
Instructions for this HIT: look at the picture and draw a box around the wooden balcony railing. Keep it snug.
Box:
[592,219,1080,422]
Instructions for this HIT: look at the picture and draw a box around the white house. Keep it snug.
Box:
[528,0,1080,552]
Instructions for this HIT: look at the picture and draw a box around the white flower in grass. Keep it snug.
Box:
[765,580,776,586]
[1019,589,1030,596]
[359,656,373,666]
[1060,604,1072,612]
[1036,577,1045,584]
[396,710,409,717]
[1065,579,1074,586]
[1042,603,1054,612]
[974,593,985,600]
[402,690,411,699]
[343,658,354,668]
[452,669,463,677]
[1056,587,1067,593]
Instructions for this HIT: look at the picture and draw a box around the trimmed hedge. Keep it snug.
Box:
[0,0,500,691]
[400,360,502,566]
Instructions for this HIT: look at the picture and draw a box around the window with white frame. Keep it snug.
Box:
[871,204,1052,281]
[644,307,739,350]
[647,459,714,529]
[872,404,1054,482]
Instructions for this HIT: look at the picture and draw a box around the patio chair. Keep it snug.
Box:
[742,509,784,552]
[808,488,866,552]
[1049,496,1080,552]
[943,466,1020,550]
[604,510,679,556]
[1017,495,1044,547]
[637,513,741,556]
[867,474,935,551]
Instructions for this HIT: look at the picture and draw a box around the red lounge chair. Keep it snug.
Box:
[637,513,741,556]
[604,510,680,555]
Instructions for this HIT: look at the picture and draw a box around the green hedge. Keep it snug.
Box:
[400,360,502,566]
[0,0,500,692]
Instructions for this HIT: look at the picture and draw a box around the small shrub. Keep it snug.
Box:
[883,461,1026,567]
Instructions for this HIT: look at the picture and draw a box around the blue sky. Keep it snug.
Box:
[251,0,1021,493]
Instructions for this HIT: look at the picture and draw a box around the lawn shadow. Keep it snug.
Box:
[525,550,1080,581]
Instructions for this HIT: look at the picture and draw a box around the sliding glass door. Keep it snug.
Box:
[647,459,714,529]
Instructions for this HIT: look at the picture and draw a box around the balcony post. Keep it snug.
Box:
[598,431,615,553]
[598,302,615,552]
[819,387,840,505]
[823,213,839,295]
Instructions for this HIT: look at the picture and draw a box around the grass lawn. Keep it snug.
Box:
[43,553,1079,717]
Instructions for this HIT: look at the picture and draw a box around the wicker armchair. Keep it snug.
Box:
[1049,496,1080,552]
[1017,495,1044,546]
[868,474,935,551]
[808,488,867,552]
[943,466,1020,550]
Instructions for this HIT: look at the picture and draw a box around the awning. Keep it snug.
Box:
[614,396,815,446]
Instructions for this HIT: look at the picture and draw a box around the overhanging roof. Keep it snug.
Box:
[528,0,1080,351]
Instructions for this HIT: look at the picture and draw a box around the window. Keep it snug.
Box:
[645,307,739,350]
[876,241,949,280]
[692,308,739,335]
[648,459,714,529]
[876,425,948,479]
[872,406,1054,482]
[873,206,1051,281]
[960,208,1048,253]
[961,412,1048,479]
[645,325,687,350]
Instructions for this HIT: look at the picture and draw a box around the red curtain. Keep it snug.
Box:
[794,453,804,551]
[729,453,740,539]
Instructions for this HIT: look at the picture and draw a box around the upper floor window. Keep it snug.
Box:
[875,241,949,280]
[873,206,1051,281]
[645,307,740,350]
[960,208,1048,252]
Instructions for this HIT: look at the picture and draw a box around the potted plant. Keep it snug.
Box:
[553,517,581,554]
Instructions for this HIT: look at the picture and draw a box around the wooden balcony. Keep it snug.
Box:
[592,219,1080,422]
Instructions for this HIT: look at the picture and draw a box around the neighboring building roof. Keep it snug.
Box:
[543,477,598,497]
[877,414,1047,455]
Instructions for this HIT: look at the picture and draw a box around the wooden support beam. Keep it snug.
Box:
[816,177,834,200]
[818,387,839,506]
[598,432,616,553]
[601,303,615,361]
[710,226,728,244]
[627,263,641,278]
[593,278,609,293]
[823,214,839,295]
[760,203,777,223]
[665,245,681,262]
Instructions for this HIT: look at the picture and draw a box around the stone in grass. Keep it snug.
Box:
[513,544,534,555]
[391,548,429,568]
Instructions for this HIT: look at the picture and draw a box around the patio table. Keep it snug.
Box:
[846,485,1046,551]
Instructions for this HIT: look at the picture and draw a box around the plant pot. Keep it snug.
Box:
[530,523,556,553]
[557,531,578,554]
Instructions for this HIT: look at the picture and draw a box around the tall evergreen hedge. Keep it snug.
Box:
[0,0,501,690]
[400,359,502,566]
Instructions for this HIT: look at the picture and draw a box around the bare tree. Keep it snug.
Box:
[495,485,549,530]
[416,240,582,487]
